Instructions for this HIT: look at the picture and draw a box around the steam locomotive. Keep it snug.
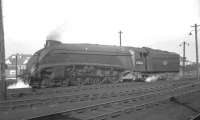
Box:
[26,40,180,88]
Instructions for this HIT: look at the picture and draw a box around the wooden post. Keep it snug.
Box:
[180,41,189,77]
[119,31,122,47]
[0,0,6,100]
[15,53,18,80]
[191,24,200,80]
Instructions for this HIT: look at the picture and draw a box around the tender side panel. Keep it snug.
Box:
[146,53,180,72]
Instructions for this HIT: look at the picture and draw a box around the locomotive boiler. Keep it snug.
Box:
[26,40,180,88]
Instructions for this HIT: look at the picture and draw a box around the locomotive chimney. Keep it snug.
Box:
[46,28,62,47]
[45,40,62,47]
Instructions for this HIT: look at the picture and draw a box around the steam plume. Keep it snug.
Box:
[46,22,67,41]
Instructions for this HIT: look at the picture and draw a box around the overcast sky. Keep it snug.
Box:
[2,0,200,61]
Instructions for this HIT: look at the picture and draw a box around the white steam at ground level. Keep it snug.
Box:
[145,75,160,82]
[8,79,30,89]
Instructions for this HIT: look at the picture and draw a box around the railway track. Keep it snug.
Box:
[28,81,200,120]
[7,76,195,100]
[191,113,200,120]
[6,79,184,99]
[0,79,195,112]
[0,79,198,120]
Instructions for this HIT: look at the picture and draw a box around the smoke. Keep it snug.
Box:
[46,22,67,41]
[46,30,62,40]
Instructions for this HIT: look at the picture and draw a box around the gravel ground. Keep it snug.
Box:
[111,91,200,120]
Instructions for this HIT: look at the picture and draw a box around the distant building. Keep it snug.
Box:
[5,54,32,80]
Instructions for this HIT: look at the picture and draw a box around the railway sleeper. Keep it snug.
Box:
[84,84,200,120]
[8,82,199,120]
[6,79,191,101]
[1,80,198,114]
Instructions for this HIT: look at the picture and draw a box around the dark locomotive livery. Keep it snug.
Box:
[26,40,180,88]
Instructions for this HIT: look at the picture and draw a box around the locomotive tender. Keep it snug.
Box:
[26,40,180,88]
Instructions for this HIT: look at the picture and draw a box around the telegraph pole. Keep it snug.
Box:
[180,41,189,76]
[119,31,122,47]
[191,24,200,80]
[15,54,18,80]
[0,0,6,100]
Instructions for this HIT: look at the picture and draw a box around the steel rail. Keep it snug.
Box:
[0,82,178,111]
[28,81,200,120]
[0,79,193,112]
[86,88,200,120]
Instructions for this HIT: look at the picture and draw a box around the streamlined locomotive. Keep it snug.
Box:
[26,40,179,88]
